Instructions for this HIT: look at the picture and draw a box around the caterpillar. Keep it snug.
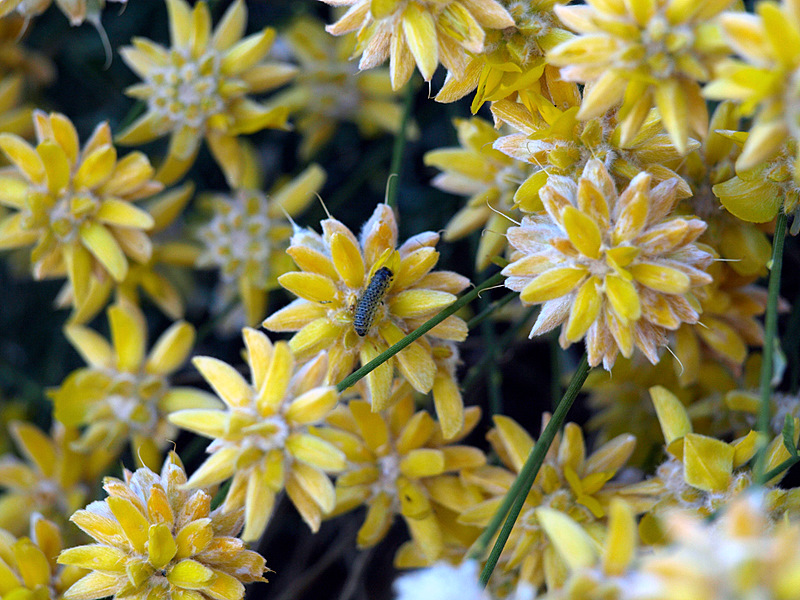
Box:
[353,266,393,337]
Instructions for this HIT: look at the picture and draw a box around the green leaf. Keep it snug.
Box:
[782,414,797,458]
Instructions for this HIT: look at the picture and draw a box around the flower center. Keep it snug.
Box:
[196,191,274,285]
[107,372,167,436]
[299,62,361,120]
[146,48,225,131]
[48,191,101,242]
[374,453,401,504]
[641,16,694,80]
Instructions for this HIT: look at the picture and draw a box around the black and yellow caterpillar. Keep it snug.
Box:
[353,266,393,336]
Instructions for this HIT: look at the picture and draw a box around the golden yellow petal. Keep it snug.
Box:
[147,522,178,570]
[330,232,366,289]
[629,262,690,294]
[0,133,45,184]
[79,222,128,281]
[192,356,252,408]
[605,275,641,323]
[278,271,338,304]
[682,432,734,493]
[108,302,146,373]
[565,276,602,342]
[145,321,194,376]
[167,559,215,589]
[520,268,587,304]
[562,205,601,259]
[399,448,446,478]
[401,2,439,81]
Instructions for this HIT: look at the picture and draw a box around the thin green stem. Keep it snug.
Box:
[467,291,518,330]
[479,292,503,416]
[385,82,416,209]
[477,354,591,587]
[336,271,506,393]
[762,456,800,484]
[755,210,788,484]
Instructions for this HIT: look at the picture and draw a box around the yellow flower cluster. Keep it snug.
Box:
[264,203,469,429]
[503,159,712,369]
[58,452,268,600]
[2,0,800,598]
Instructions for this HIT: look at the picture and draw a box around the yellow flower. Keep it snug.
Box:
[672,260,767,381]
[492,98,696,215]
[460,415,656,591]
[435,0,574,114]
[0,16,55,86]
[703,0,800,177]
[503,159,713,370]
[634,493,800,600]
[0,0,122,26]
[0,422,114,539]
[725,382,800,439]
[0,111,162,312]
[269,15,417,160]
[0,514,85,600]
[584,355,725,466]
[262,202,470,427]
[168,328,343,540]
[536,499,639,600]
[713,135,800,228]
[424,116,532,270]
[547,0,732,154]
[56,183,201,325]
[317,382,485,563]
[644,386,799,540]
[0,74,34,141]
[320,0,515,90]
[50,301,219,470]
[681,101,772,277]
[117,0,294,187]
[196,164,326,328]
[58,452,268,600]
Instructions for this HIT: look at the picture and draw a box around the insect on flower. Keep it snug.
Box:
[353,266,394,336]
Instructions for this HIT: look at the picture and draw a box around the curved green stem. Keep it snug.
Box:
[336,271,505,393]
[755,210,788,483]
[472,354,591,586]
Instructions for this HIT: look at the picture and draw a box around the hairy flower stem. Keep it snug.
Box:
[385,81,416,209]
[335,271,506,393]
[472,354,591,586]
[755,211,788,484]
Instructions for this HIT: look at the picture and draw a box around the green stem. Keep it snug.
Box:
[336,271,505,393]
[755,210,788,483]
[479,293,503,416]
[762,455,800,484]
[466,291,518,330]
[477,354,591,587]
[385,82,416,209]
